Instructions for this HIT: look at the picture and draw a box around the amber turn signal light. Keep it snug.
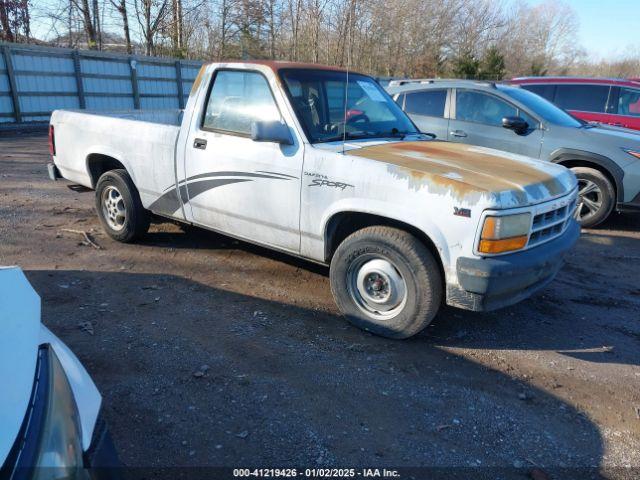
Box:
[478,235,528,254]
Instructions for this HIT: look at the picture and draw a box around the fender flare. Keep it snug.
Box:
[83,146,134,188]
[549,148,624,202]
[320,203,451,272]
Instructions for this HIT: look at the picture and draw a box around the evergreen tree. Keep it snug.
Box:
[480,46,505,80]
[452,51,480,79]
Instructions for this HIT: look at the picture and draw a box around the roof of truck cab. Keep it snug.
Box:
[205,60,354,73]
[190,61,364,94]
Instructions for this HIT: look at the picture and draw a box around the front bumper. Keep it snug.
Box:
[447,220,580,311]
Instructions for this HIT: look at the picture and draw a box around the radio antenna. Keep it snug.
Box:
[342,1,354,155]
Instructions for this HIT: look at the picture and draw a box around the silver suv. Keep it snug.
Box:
[387,79,640,227]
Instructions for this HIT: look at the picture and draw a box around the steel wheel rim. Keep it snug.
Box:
[576,178,603,223]
[101,186,126,231]
[346,255,407,320]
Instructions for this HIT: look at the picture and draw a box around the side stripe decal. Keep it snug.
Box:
[164,171,297,193]
[150,171,298,215]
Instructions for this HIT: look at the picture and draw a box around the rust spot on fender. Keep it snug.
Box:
[347,141,569,204]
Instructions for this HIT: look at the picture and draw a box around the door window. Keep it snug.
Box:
[202,70,280,135]
[617,87,640,117]
[554,84,610,113]
[404,90,447,117]
[456,90,516,126]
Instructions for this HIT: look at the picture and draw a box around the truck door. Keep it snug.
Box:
[182,69,303,253]
[448,89,543,159]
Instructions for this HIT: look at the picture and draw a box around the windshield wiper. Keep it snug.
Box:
[317,129,423,144]
[376,130,408,139]
[317,131,378,143]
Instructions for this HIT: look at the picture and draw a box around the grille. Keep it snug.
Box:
[528,204,573,247]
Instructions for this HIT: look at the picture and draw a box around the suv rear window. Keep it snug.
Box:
[554,84,610,113]
[404,90,447,118]
[521,84,555,102]
[618,87,640,117]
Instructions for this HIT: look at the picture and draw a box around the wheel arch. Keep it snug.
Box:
[323,211,447,287]
[550,148,624,203]
[86,153,129,189]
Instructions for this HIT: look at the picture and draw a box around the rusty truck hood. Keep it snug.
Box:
[346,140,577,208]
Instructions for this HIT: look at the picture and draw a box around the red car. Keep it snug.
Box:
[510,77,640,131]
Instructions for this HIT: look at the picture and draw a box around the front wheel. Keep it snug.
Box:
[572,167,615,228]
[95,169,150,242]
[329,226,443,339]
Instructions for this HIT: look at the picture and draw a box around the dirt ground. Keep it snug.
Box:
[1,132,639,479]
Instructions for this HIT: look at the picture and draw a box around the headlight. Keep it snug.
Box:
[11,346,88,479]
[478,213,531,254]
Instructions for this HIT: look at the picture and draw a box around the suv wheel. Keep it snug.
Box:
[329,226,442,339]
[95,169,150,242]
[571,167,615,228]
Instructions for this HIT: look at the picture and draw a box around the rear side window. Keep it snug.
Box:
[521,84,555,102]
[455,90,516,126]
[617,87,640,117]
[404,90,447,118]
[202,70,280,135]
[554,84,610,113]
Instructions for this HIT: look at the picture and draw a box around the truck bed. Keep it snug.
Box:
[50,109,182,216]
[95,109,183,126]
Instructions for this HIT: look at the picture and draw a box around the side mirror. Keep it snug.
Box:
[251,120,294,145]
[502,116,529,135]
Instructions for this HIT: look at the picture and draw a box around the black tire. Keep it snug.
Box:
[329,226,443,339]
[95,169,150,242]
[572,166,615,228]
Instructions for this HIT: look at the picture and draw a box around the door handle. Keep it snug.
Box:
[450,130,467,138]
[193,138,207,149]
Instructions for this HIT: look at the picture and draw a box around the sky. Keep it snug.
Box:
[528,0,640,61]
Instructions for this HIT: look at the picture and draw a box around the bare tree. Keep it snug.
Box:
[26,0,634,77]
[264,0,279,58]
[1,0,31,42]
[133,0,169,55]
[70,0,100,48]
[109,0,132,53]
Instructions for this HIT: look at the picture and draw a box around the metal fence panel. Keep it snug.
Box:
[0,42,204,128]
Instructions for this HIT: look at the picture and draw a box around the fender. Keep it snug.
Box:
[549,148,624,202]
[83,145,134,187]
[319,198,452,272]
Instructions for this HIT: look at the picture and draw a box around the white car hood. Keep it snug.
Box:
[0,267,41,464]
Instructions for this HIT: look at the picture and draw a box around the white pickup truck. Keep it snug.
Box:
[48,61,580,339]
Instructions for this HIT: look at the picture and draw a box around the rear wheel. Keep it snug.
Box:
[329,226,442,339]
[571,167,615,228]
[95,169,149,242]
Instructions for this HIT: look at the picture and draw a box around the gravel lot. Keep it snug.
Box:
[1,132,639,479]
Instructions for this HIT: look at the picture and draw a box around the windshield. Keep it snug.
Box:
[498,85,583,128]
[280,69,418,143]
